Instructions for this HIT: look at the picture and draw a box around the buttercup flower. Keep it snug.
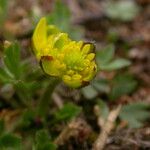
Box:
[32,17,97,88]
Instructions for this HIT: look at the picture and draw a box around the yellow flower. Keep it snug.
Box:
[32,17,97,88]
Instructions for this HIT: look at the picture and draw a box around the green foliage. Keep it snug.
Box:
[81,79,110,99]
[96,45,115,65]
[97,101,150,129]
[0,43,18,81]
[0,134,22,150]
[107,30,119,43]
[96,45,131,71]
[0,0,8,26]
[82,85,98,99]
[82,73,137,101]
[0,0,146,148]
[101,58,131,71]
[19,110,36,129]
[0,44,20,83]
[46,0,83,40]
[0,120,4,136]
[92,79,110,93]
[109,74,137,100]
[0,67,13,83]
[97,99,109,120]
[0,119,22,150]
[0,43,36,102]
[54,103,81,121]
[4,43,21,79]
[47,0,70,27]
[33,130,57,150]
[0,42,41,106]
[105,1,140,21]
[119,102,150,128]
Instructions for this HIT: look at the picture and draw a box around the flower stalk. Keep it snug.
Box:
[37,78,60,117]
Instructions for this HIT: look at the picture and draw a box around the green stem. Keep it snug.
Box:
[37,77,60,117]
[14,81,31,107]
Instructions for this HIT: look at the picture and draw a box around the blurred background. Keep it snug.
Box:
[0,0,150,150]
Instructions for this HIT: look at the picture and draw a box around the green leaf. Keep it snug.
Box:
[0,0,8,26]
[34,130,57,150]
[82,85,98,99]
[96,45,115,66]
[0,68,12,83]
[101,58,131,71]
[96,45,131,71]
[3,43,21,79]
[14,81,31,105]
[19,110,35,129]
[46,0,82,40]
[119,102,150,128]
[105,1,140,21]
[0,0,7,13]
[92,78,110,93]
[0,120,4,136]
[97,99,109,120]
[110,74,137,100]
[35,130,50,144]
[107,30,119,43]
[55,103,81,121]
[0,134,22,150]
[47,0,70,31]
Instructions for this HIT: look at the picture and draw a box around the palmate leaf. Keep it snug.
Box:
[0,120,4,136]
[0,67,13,83]
[0,0,8,25]
[34,130,57,150]
[82,85,98,99]
[104,1,140,22]
[54,103,81,121]
[46,0,70,31]
[0,133,22,150]
[1,42,32,82]
[3,43,21,79]
[101,58,131,71]
[109,74,137,100]
[119,102,150,128]
[97,99,109,120]
[96,44,115,66]
[46,0,82,40]
[96,45,131,71]
[92,78,110,93]
[0,42,41,104]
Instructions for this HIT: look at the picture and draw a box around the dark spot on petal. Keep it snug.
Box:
[41,55,53,61]
[81,81,89,87]
[39,59,57,77]
[93,66,97,71]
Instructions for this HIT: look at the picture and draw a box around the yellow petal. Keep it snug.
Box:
[54,33,70,49]
[82,44,91,54]
[32,17,47,55]
[86,53,95,61]
[83,62,97,81]
[41,57,66,76]
[62,74,82,88]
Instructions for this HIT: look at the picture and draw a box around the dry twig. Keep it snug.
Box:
[52,92,63,109]
[54,118,91,145]
[93,105,122,150]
